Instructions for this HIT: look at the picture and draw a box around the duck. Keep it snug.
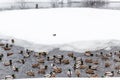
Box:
[16,59,25,64]
[90,74,98,78]
[47,56,54,61]
[91,65,98,70]
[62,59,70,64]
[37,58,44,63]
[80,65,87,69]
[75,69,80,77]
[86,69,94,74]
[5,74,15,79]
[105,62,111,68]
[114,58,120,62]
[38,68,46,74]
[50,71,56,77]
[53,67,62,73]
[4,60,12,66]
[12,66,19,72]
[106,52,112,57]
[3,43,11,50]
[26,70,35,76]
[19,50,23,54]
[44,74,51,78]
[85,58,93,63]
[23,53,30,58]
[117,69,120,74]
[93,60,99,65]
[101,55,109,61]
[67,69,72,77]
[84,51,91,57]
[0,53,3,61]
[105,71,114,77]
[40,52,47,57]
[32,63,40,68]
[11,39,15,44]
[0,43,5,46]
[68,52,74,58]
[115,65,120,70]
[7,53,13,56]
[86,66,94,74]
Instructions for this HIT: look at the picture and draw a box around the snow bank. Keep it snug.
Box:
[1,34,120,52]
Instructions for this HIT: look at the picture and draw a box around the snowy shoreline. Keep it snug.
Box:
[0,34,120,53]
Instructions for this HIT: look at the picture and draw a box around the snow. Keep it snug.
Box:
[0,8,120,52]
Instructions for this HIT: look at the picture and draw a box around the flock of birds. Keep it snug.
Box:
[0,39,120,79]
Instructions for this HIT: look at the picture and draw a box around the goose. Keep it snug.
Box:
[105,71,114,77]
[26,70,35,76]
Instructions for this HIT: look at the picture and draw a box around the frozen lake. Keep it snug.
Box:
[0,8,120,45]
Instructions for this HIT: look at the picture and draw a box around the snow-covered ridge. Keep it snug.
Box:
[0,34,120,52]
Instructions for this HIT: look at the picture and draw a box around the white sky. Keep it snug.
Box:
[0,8,120,45]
